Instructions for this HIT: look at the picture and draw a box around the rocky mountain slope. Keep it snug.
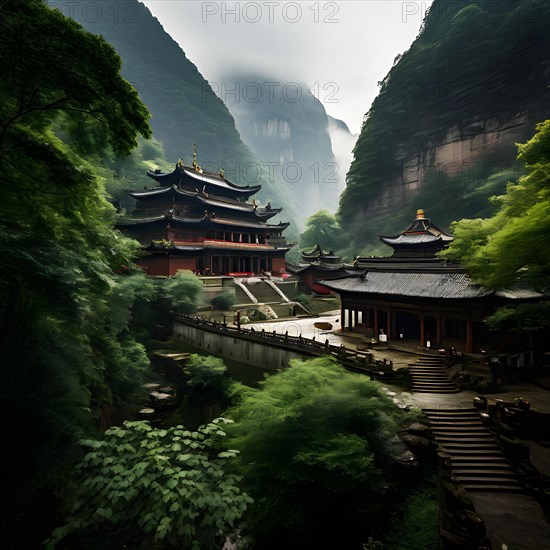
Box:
[49,0,300,227]
[223,75,348,217]
[338,0,550,254]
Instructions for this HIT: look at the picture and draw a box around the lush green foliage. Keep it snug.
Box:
[0,0,150,160]
[441,120,550,330]
[0,2,154,546]
[47,419,251,549]
[226,357,420,544]
[338,0,550,253]
[107,269,204,344]
[161,271,205,315]
[385,485,439,550]
[184,355,228,389]
[210,291,236,311]
[299,210,345,253]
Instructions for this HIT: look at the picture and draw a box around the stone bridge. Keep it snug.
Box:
[172,314,393,376]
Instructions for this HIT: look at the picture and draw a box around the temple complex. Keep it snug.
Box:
[319,210,540,353]
[117,148,292,276]
[287,244,345,292]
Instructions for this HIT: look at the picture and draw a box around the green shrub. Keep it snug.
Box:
[385,485,439,550]
[226,357,419,544]
[184,354,228,389]
[210,292,236,310]
[47,420,251,550]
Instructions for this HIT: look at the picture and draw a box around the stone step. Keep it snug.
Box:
[410,366,448,370]
[411,379,453,384]
[453,468,516,477]
[429,418,481,423]
[411,381,457,386]
[432,423,486,429]
[411,382,458,390]
[413,389,458,392]
[452,457,511,464]
[438,438,497,443]
[454,475,520,484]
[436,437,502,455]
[410,367,448,372]
[461,484,524,492]
[429,414,481,419]
[444,446,504,464]
[424,407,477,412]
[411,380,456,388]
[412,381,457,386]
[413,371,450,375]
[433,425,488,431]
[409,372,450,380]
[412,389,460,394]
[452,464,513,472]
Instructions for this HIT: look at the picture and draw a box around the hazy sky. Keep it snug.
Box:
[141,1,432,134]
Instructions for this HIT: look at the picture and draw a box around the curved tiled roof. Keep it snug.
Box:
[380,213,453,248]
[117,212,289,232]
[145,163,261,195]
[319,271,542,300]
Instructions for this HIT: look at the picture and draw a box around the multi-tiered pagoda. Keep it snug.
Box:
[117,148,292,276]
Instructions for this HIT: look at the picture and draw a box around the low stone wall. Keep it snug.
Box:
[172,320,309,371]
[172,315,389,378]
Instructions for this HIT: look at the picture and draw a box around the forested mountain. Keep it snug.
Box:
[223,75,345,217]
[48,0,300,226]
[338,0,550,255]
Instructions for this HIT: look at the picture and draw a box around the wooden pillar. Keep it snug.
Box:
[353,310,358,328]
[341,304,345,332]
[420,316,425,347]
[436,315,441,347]
[386,309,391,339]
[348,309,353,332]
[466,319,473,353]
[374,308,379,336]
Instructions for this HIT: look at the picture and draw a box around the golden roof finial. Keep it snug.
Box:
[192,143,197,167]
[416,208,426,219]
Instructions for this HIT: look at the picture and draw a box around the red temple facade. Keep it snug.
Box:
[117,152,292,276]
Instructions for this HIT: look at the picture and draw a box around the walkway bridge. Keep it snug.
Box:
[172,314,395,376]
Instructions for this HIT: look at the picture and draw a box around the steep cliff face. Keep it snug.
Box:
[223,75,343,217]
[48,0,300,226]
[338,0,550,254]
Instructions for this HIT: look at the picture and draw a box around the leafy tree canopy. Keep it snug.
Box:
[161,270,205,315]
[441,119,550,331]
[226,357,420,543]
[0,3,152,545]
[299,210,345,254]
[441,120,550,290]
[184,354,228,389]
[0,0,151,162]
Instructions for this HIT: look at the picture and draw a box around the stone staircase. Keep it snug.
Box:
[244,280,286,304]
[409,355,459,393]
[424,408,523,493]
